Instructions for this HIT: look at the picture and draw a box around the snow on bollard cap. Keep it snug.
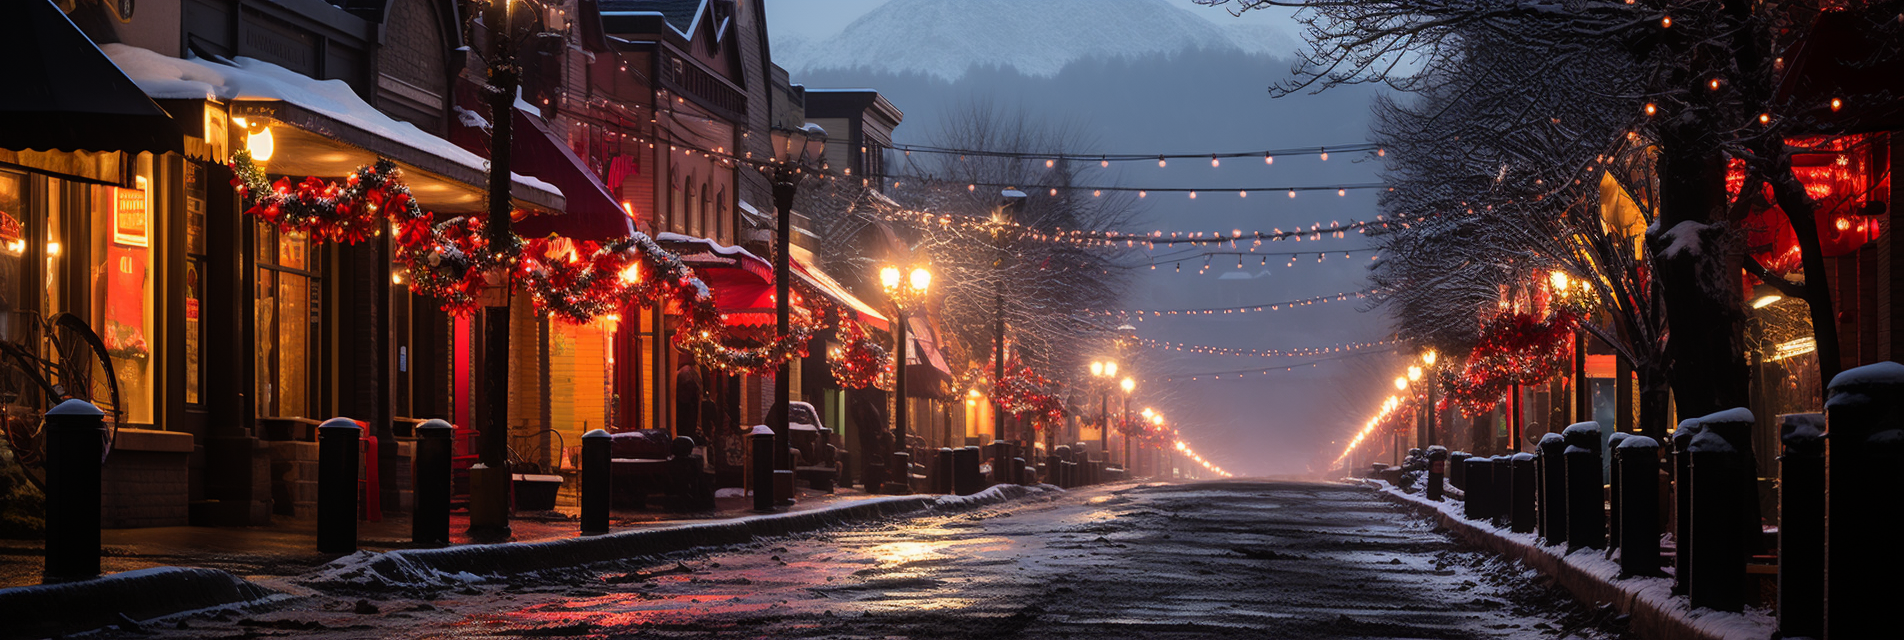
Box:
[1512,452,1535,463]
[417,419,453,433]
[1562,422,1601,453]
[1672,418,1704,447]
[582,429,610,439]
[1688,427,1735,454]
[318,417,362,431]
[1696,407,1755,428]
[45,398,103,417]
[748,425,775,437]
[1617,435,1662,450]
[1778,413,1825,454]
[1826,361,1904,395]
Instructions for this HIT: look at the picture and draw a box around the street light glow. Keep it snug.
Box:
[880,266,901,289]
[1120,377,1135,393]
[1394,376,1408,391]
[910,267,932,292]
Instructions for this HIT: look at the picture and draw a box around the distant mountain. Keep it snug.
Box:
[774,0,1298,81]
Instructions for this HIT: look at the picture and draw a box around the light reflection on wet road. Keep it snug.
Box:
[116,481,1630,639]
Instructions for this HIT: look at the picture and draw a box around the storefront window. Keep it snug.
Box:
[256,226,318,418]
[91,174,154,425]
[0,171,24,344]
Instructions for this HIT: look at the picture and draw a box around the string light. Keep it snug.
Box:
[1134,337,1398,358]
[1083,288,1376,318]
[1332,393,1408,470]
[1173,440,1233,478]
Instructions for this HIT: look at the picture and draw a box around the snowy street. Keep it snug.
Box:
[104,482,1630,639]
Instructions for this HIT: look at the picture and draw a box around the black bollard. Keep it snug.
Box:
[1426,447,1448,502]
[1688,421,1748,612]
[1537,433,1567,547]
[1487,456,1510,526]
[1606,432,1630,552]
[1823,362,1904,639]
[1563,422,1605,552]
[1617,435,1663,578]
[1012,457,1028,486]
[954,446,981,496]
[1700,408,1766,557]
[887,450,914,495]
[317,418,362,554]
[42,399,104,581]
[580,429,610,534]
[990,440,1010,486]
[414,420,454,545]
[1448,451,1470,490]
[1510,453,1537,533]
[1463,457,1493,521]
[750,425,776,512]
[1671,418,1703,595]
[1776,413,1824,639]
[935,448,955,494]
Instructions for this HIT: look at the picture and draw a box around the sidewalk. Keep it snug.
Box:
[0,483,1052,638]
[0,484,884,589]
[1360,479,1773,640]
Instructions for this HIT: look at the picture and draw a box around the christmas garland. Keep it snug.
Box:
[827,318,893,390]
[230,151,815,376]
[1445,305,1583,416]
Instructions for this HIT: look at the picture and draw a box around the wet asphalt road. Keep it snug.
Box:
[108,480,1631,639]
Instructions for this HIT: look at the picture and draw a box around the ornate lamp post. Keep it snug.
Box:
[1091,360,1117,461]
[1422,349,1439,446]
[1407,364,1424,449]
[1119,377,1135,468]
[1393,375,1409,465]
[767,124,826,505]
[879,264,930,495]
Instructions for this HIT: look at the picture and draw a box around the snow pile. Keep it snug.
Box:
[101,44,556,196]
[1697,407,1755,427]
[1364,479,1775,640]
[1617,435,1662,450]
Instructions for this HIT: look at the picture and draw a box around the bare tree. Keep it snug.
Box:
[1204,0,1904,417]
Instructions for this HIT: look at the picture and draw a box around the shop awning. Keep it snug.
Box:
[104,44,564,214]
[791,256,890,333]
[492,106,635,241]
[657,233,889,332]
[655,233,784,327]
[2,1,182,155]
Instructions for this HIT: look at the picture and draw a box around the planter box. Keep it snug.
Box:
[512,474,563,511]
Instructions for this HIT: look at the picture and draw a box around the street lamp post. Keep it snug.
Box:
[1091,361,1116,462]
[468,0,552,542]
[768,124,826,506]
[1423,349,1439,446]
[991,191,1026,444]
[880,265,930,495]
[1119,377,1134,469]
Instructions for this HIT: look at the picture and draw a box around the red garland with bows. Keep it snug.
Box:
[1445,305,1582,416]
[828,319,893,390]
[230,151,813,376]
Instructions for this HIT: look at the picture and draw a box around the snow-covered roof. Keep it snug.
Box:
[102,44,558,198]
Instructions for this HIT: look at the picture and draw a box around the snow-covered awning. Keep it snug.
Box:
[103,44,564,214]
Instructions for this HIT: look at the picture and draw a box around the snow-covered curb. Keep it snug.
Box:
[1,566,291,638]
[305,484,1056,591]
[1360,479,1773,640]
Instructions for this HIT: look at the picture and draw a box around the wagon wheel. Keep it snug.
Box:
[50,313,123,456]
[0,340,59,491]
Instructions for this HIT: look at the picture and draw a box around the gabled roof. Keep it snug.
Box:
[599,0,721,41]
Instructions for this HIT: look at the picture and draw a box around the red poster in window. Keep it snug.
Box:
[101,245,149,360]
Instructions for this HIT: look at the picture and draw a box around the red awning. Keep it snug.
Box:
[453,104,632,241]
[657,233,797,327]
[792,256,890,333]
